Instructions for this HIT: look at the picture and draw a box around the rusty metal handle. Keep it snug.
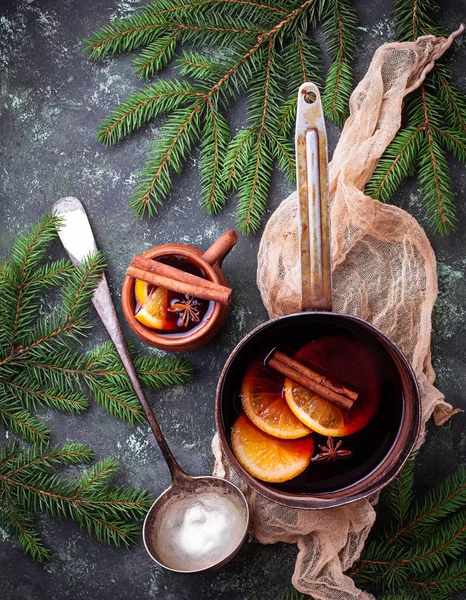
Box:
[295,83,332,311]
[53,197,189,485]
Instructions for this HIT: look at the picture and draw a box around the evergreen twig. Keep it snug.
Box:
[86,0,334,233]
[350,459,466,597]
[0,215,193,442]
[0,215,194,560]
[279,455,466,599]
[86,0,465,235]
[0,442,152,561]
[365,0,465,235]
[321,0,359,126]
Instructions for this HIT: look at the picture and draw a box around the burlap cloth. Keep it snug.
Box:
[212,28,464,599]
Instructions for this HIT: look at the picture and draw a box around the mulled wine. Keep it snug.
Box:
[134,254,214,335]
[220,313,404,493]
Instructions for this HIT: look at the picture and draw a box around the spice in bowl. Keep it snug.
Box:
[127,253,231,337]
[231,337,384,485]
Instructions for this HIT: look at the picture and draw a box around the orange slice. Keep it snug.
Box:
[231,413,314,483]
[135,286,169,330]
[241,357,311,439]
[135,279,152,305]
[283,338,380,437]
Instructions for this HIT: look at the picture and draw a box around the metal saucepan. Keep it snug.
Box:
[215,83,420,510]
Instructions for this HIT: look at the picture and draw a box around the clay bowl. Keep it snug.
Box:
[215,312,420,510]
[122,231,237,352]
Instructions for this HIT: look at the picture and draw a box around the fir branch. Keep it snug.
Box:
[405,558,466,598]
[0,403,50,445]
[366,73,465,234]
[321,0,359,126]
[417,85,457,233]
[393,0,444,42]
[278,30,323,138]
[418,119,457,234]
[1,487,51,562]
[85,12,170,58]
[133,352,194,389]
[272,132,296,181]
[86,379,144,424]
[382,453,417,526]
[278,97,298,137]
[0,217,195,562]
[349,459,466,598]
[133,30,181,79]
[87,0,326,231]
[149,0,289,19]
[177,50,218,82]
[365,125,424,202]
[234,37,281,232]
[0,442,151,560]
[87,0,465,235]
[200,103,230,213]
[387,466,466,544]
[129,102,205,217]
[0,217,193,439]
[6,214,63,348]
[85,11,260,59]
[433,66,466,133]
[97,80,202,146]
[434,126,466,163]
[223,126,256,188]
[375,0,465,234]
[355,510,466,588]
[1,379,88,414]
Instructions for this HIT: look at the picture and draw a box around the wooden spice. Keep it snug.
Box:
[267,350,356,410]
[274,350,358,402]
[127,255,231,305]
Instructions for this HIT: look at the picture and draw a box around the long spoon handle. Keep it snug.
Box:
[295,83,332,311]
[53,196,188,484]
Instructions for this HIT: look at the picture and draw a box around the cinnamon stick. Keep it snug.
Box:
[268,354,355,411]
[127,256,231,305]
[274,350,358,403]
[132,255,225,292]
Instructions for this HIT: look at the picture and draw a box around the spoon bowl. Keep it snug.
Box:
[143,476,249,573]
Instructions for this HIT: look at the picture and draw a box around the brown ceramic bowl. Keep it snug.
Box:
[121,231,238,352]
[215,312,420,510]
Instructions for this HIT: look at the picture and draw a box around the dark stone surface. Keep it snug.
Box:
[0,0,465,598]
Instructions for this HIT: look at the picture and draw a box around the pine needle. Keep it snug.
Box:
[86,0,466,233]
[0,442,152,561]
[0,215,193,560]
[349,457,466,598]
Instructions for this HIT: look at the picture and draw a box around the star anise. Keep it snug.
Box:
[311,437,352,463]
[168,296,201,328]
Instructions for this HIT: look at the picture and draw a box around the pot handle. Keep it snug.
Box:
[202,230,239,267]
[296,83,332,311]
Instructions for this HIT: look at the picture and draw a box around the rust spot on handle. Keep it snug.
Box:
[295,83,332,312]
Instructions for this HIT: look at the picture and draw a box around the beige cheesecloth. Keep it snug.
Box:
[212,27,464,599]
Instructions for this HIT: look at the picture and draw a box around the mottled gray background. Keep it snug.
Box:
[0,0,465,598]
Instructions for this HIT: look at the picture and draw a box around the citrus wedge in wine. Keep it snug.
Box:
[283,338,381,437]
[135,279,152,305]
[135,286,171,330]
[231,414,314,483]
[241,357,311,439]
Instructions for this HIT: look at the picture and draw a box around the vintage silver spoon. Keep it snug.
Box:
[52,197,249,573]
